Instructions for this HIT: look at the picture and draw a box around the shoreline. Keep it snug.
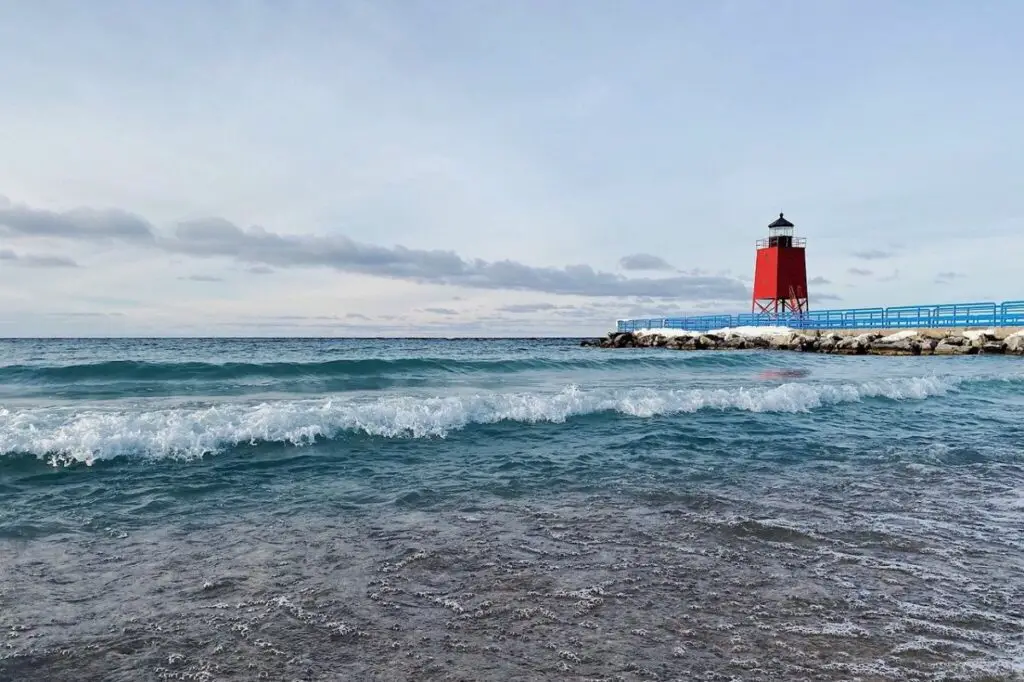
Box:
[582,327,1024,355]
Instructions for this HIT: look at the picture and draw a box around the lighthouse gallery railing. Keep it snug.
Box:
[616,299,1024,333]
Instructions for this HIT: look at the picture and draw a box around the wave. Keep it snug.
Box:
[0,353,766,385]
[0,376,962,465]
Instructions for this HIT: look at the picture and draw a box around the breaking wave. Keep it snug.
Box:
[0,376,963,465]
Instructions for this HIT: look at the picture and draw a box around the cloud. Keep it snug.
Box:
[813,293,844,302]
[246,265,274,275]
[0,202,154,242]
[851,249,895,260]
[345,313,371,320]
[0,248,79,268]
[935,271,965,283]
[1,197,750,301]
[618,253,675,272]
[880,270,900,282]
[496,302,562,313]
[809,276,831,285]
[178,274,224,282]
[421,307,458,315]
[847,267,873,276]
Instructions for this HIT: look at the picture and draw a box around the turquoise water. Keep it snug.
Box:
[2,338,1023,680]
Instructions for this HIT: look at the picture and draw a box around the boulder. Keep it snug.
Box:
[793,334,819,352]
[934,339,973,355]
[721,335,748,350]
[665,335,700,350]
[747,335,771,349]
[1006,334,1024,355]
[665,336,686,350]
[641,334,667,348]
[869,333,923,356]
[968,334,996,349]
[697,335,720,350]
[980,341,1006,354]
[835,335,867,355]
[612,332,635,348]
[769,333,796,350]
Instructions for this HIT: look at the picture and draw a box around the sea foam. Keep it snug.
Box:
[0,376,959,465]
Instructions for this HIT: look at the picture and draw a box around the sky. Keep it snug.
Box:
[1,0,1022,337]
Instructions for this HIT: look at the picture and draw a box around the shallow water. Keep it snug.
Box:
[1,338,1023,680]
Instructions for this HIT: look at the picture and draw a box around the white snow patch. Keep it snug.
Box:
[630,328,700,338]
[631,325,795,338]
[963,328,996,341]
[880,330,919,342]
[709,325,795,338]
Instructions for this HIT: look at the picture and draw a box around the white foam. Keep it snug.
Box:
[0,377,961,465]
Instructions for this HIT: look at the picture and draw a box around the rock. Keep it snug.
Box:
[934,340,973,355]
[612,332,635,348]
[870,333,923,355]
[817,334,841,353]
[721,335,747,350]
[639,334,666,348]
[697,335,719,350]
[587,326,1024,357]
[835,337,864,354]
[748,335,771,349]
[793,334,819,352]
[969,335,993,349]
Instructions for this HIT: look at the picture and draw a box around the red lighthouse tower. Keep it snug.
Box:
[752,212,808,316]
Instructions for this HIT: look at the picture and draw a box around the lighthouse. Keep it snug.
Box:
[751,212,809,316]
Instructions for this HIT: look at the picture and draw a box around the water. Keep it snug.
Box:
[2,338,1023,681]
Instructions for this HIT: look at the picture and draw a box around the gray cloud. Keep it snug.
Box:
[809,276,831,285]
[345,313,371,320]
[847,267,873,276]
[178,274,224,282]
[619,253,675,272]
[497,302,562,314]
[0,197,749,301]
[246,265,274,275]
[852,249,895,261]
[0,202,154,242]
[813,293,844,302]
[0,248,79,268]
[935,271,965,283]
[421,307,458,315]
[880,270,900,282]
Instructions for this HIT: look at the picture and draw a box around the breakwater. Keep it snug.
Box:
[616,299,1024,333]
[584,327,1024,355]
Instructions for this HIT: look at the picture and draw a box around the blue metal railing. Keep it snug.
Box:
[616,299,1024,333]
